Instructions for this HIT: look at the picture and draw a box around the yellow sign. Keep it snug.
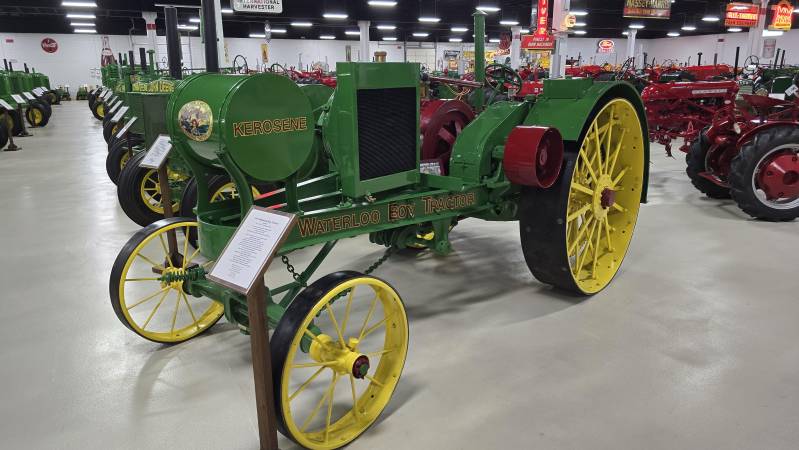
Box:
[563,14,577,28]
[260,43,269,62]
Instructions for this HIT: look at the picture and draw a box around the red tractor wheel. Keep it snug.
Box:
[685,128,732,199]
[729,126,799,221]
[420,99,474,175]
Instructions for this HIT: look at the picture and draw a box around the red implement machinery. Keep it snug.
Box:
[686,91,799,220]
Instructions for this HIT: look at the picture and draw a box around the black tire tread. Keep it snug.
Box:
[685,130,732,199]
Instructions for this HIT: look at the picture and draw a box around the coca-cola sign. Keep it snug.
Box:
[41,38,58,53]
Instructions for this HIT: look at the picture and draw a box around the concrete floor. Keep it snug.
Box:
[1,102,798,450]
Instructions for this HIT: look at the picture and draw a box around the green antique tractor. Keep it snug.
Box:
[110,12,648,449]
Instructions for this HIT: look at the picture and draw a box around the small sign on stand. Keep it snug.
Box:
[115,116,138,140]
[23,92,37,101]
[208,206,295,450]
[111,105,129,124]
[10,94,26,105]
[108,101,122,115]
[139,134,178,259]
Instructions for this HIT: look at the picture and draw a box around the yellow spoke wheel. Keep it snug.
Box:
[271,271,409,449]
[109,219,223,343]
[97,102,105,118]
[210,181,261,202]
[520,97,645,294]
[139,167,183,215]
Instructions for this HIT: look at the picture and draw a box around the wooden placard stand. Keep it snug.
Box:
[208,207,297,450]
[139,135,179,260]
[115,116,139,186]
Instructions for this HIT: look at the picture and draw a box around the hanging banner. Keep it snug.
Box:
[725,3,760,27]
[533,0,550,37]
[623,0,671,19]
[232,0,282,14]
[260,43,269,63]
[523,0,555,50]
[597,39,616,54]
[768,0,794,31]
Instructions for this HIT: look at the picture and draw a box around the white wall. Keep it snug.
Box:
[0,29,794,93]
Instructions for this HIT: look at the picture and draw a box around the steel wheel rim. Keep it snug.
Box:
[281,277,408,449]
[565,98,644,293]
[209,182,261,202]
[138,168,181,214]
[97,103,105,118]
[752,144,799,209]
[117,221,223,342]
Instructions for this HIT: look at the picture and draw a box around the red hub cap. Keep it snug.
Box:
[352,355,370,379]
[757,152,799,200]
[600,188,616,209]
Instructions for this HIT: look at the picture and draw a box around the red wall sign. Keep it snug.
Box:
[769,0,794,31]
[522,0,554,50]
[534,0,550,37]
[725,2,760,27]
[623,0,671,19]
[597,39,615,54]
[41,38,58,53]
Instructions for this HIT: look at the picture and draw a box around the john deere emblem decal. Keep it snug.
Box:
[178,100,213,141]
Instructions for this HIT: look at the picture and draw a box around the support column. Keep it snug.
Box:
[626,29,637,61]
[213,0,227,66]
[745,0,768,60]
[510,26,522,68]
[359,21,370,62]
[142,12,158,53]
[550,0,570,78]
[201,0,220,72]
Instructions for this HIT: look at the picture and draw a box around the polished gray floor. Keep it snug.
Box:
[1,102,798,449]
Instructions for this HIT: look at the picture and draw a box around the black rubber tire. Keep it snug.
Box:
[685,129,732,199]
[270,270,406,447]
[25,103,50,127]
[47,91,60,105]
[729,125,799,221]
[519,153,585,294]
[117,151,178,227]
[35,98,52,116]
[9,109,24,136]
[103,119,120,143]
[91,100,105,121]
[108,132,144,153]
[0,122,7,149]
[108,217,222,343]
[106,138,134,184]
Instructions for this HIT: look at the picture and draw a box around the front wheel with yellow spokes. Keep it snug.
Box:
[109,219,223,343]
[520,97,645,294]
[117,151,185,227]
[271,271,409,450]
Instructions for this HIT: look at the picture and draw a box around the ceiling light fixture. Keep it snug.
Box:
[383,36,398,41]
[667,31,680,37]
[73,28,96,33]
[489,38,500,43]
[451,26,468,32]
[701,15,720,22]
[727,27,742,32]
[291,21,313,27]
[323,13,348,19]
[419,16,441,23]
[573,30,587,35]
[320,35,336,39]
[66,13,95,19]
[62,1,96,7]
[368,1,398,6]
[622,31,629,35]
[178,25,198,31]
[189,17,200,23]
[412,32,429,37]
[377,24,396,30]
[70,21,93,26]
[271,28,287,33]
[499,20,519,25]
[345,30,361,35]
[762,29,783,37]
[574,22,586,27]
[476,5,500,12]
[249,33,266,38]
[681,24,696,31]
[571,10,588,16]
[221,8,233,14]
[629,23,645,29]
[449,37,463,42]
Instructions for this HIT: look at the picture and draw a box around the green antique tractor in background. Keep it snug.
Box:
[110,11,648,450]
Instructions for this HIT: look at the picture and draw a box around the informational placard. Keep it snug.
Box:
[111,105,129,123]
[116,116,138,139]
[762,38,777,58]
[23,92,36,100]
[0,99,12,110]
[623,0,671,19]
[108,101,122,114]
[785,84,798,98]
[139,134,172,169]
[102,89,113,100]
[32,87,45,96]
[233,0,283,14]
[10,94,25,104]
[725,2,760,27]
[208,207,297,294]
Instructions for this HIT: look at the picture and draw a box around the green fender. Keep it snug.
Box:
[523,78,650,202]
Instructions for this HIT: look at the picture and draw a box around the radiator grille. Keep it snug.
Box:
[356,87,417,180]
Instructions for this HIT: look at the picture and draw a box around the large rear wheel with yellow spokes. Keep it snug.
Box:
[109,219,224,343]
[520,97,645,294]
[271,271,409,449]
[117,151,185,227]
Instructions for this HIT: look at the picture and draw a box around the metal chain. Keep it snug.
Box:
[364,246,395,275]
[281,255,301,281]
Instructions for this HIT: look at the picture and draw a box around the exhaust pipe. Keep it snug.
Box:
[697,52,702,66]
[165,7,183,79]
[24,63,29,73]
[3,59,8,71]
[128,50,135,69]
[139,47,147,72]
[201,0,219,73]
[733,46,740,77]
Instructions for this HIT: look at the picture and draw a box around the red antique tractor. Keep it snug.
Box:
[686,91,799,220]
